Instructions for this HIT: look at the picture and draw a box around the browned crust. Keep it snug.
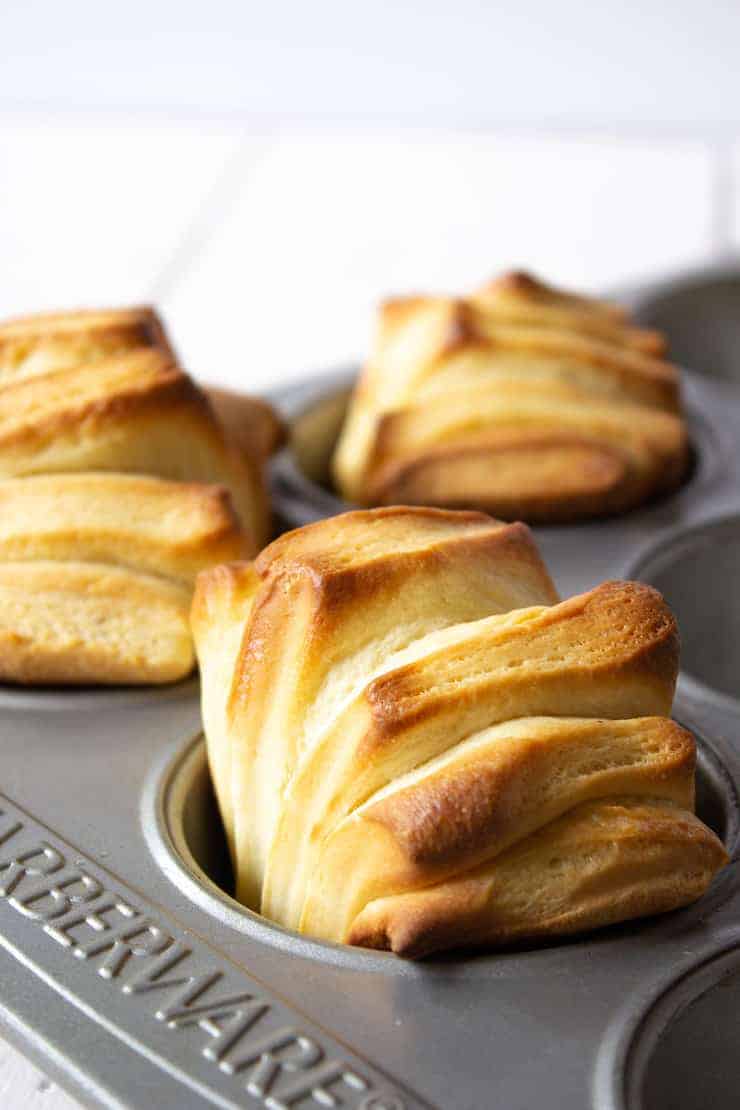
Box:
[0,304,174,348]
[288,520,556,620]
[366,434,689,523]
[362,580,679,747]
[478,271,626,320]
[367,719,696,872]
[192,504,726,956]
[255,505,504,576]
[428,310,679,409]
[231,513,558,719]
[0,305,177,387]
[368,438,629,522]
[348,800,728,957]
[0,473,249,584]
[298,717,700,944]
[382,281,666,357]
[474,272,666,356]
[0,349,187,448]
[280,579,681,943]
[360,377,689,522]
[231,508,563,916]
[0,345,268,550]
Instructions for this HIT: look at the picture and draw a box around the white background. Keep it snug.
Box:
[1,2,739,1105]
[1,1,740,396]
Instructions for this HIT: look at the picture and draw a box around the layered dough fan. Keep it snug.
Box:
[333,272,689,522]
[0,306,279,685]
[192,507,726,957]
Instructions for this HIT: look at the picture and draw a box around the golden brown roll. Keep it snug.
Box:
[0,305,278,686]
[192,507,726,956]
[192,507,557,877]
[473,271,667,355]
[333,272,689,522]
[0,473,249,686]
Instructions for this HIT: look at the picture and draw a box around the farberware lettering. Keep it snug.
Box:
[0,803,412,1109]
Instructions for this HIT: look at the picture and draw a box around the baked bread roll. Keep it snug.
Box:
[193,507,557,872]
[333,272,689,522]
[0,473,249,685]
[0,347,270,548]
[192,507,726,956]
[0,305,278,686]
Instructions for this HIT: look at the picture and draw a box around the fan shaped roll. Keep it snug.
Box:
[0,473,248,685]
[192,507,727,957]
[333,272,689,522]
[0,305,278,686]
[192,507,557,880]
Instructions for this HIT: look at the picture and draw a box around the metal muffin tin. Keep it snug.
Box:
[2,267,740,1109]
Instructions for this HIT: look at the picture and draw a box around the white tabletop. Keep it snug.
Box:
[0,1043,79,1109]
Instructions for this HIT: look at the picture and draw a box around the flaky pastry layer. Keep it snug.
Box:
[0,561,193,685]
[0,305,175,386]
[0,347,269,548]
[0,473,248,584]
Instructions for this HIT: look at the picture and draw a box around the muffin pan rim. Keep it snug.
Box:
[629,512,740,714]
[0,674,200,714]
[593,930,740,1110]
[141,730,419,978]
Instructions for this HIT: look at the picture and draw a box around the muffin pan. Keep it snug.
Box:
[2,266,740,1108]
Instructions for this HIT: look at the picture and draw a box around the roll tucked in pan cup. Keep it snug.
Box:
[191,506,728,958]
[0,305,281,685]
[332,271,690,523]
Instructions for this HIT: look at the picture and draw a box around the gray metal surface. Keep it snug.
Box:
[2,267,740,1109]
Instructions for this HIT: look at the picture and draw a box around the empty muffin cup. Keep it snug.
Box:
[633,516,740,706]
[623,943,740,1110]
